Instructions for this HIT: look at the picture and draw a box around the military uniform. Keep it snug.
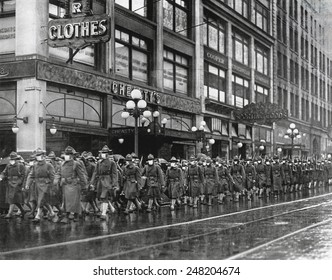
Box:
[216,160,233,203]
[55,146,87,222]
[244,161,256,200]
[0,152,26,218]
[271,157,284,196]
[165,157,183,210]
[255,159,269,198]
[203,158,218,205]
[122,154,142,214]
[186,157,204,208]
[229,158,245,202]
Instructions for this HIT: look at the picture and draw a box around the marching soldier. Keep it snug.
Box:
[271,155,284,197]
[25,148,56,223]
[81,152,98,216]
[216,159,234,203]
[142,154,164,212]
[0,152,26,219]
[229,156,245,202]
[256,157,268,198]
[55,146,87,223]
[165,157,183,210]
[265,158,273,197]
[244,157,256,201]
[281,158,292,194]
[90,145,118,220]
[186,156,204,208]
[181,160,189,205]
[203,157,218,206]
[122,154,142,214]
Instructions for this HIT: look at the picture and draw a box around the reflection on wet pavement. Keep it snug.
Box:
[1,186,332,259]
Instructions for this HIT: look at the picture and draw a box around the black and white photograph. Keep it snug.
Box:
[1,0,332,278]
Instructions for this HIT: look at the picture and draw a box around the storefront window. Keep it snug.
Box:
[46,85,103,127]
[204,63,226,103]
[115,29,149,84]
[163,0,189,37]
[203,14,225,54]
[163,48,189,95]
[232,74,249,108]
[161,112,192,132]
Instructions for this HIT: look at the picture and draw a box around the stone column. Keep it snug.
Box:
[15,0,48,156]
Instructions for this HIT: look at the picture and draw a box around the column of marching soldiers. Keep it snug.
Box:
[1,144,332,223]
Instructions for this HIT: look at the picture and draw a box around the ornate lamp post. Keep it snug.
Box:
[121,89,151,156]
[284,123,301,159]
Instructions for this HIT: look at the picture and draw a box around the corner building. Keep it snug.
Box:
[0,0,202,159]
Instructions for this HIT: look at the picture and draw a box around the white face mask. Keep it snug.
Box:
[29,161,34,166]
[258,161,262,164]
[9,160,16,165]
[36,155,43,161]
[148,160,153,165]
[190,161,195,166]
[64,155,71,161]
[171,162,176,168]
[101,153,107,159]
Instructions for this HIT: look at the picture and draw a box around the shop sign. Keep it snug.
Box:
[204,48,227,67]
[234,102,288,125]
[47,14,111,48]
[0,61,36,80]
[0,16,15,53]
[36,61,201,114]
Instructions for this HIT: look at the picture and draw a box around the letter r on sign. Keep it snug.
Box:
[72,3,82,14]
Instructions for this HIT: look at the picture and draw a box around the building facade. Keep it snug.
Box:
[275,0,332,159]
[0,0,331,160]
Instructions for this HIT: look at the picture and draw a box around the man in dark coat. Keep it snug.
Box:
[25,148,55,223]
[142,154,164,212]
[55,146,87,223]
[122,154,142,214]
[165,157,183,210]
[90,145,118,220]
[0,152,26,219]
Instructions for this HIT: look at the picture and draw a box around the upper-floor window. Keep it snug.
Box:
[203,15,225,54]
[204,63,226,103]
[232,74,249,108]
[230,0,249,18]
[254,1,269,32]
[255,44,269,75]
[163,0,189,37]
[0,0,15,13]
[115,28,150,83]
[163,48,189,95]
[232,31,249,65]
[255,84,269,103]
[115,0,152,18]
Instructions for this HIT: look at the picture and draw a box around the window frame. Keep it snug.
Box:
[115,28,151,84]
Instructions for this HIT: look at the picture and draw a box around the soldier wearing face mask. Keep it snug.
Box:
[203,157,218,206]
[256,157,268,198]
[229,156,245,202]
[54,146,87,223]
[25,148,56,223]
[244,157,256,201]
[186,156,204,208]
[216,159,234,204]
[181,160,189,205]
[0,152,26,219]
[23,153,37,219]
[90,145,118,220]
[142,154,164,212]
[271,155,284,198]
[165,157,183,211]
[281,157,292,194]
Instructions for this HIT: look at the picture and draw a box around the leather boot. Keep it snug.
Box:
[124,201,131,215]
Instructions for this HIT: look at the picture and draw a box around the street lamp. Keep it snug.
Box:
[284,123,301,159]
[121,89,151,156]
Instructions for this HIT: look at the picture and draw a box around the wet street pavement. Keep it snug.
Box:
[1,186,332,259]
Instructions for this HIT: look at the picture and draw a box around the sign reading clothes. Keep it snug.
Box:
[47,14,111,48]
[234,102,288,125]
